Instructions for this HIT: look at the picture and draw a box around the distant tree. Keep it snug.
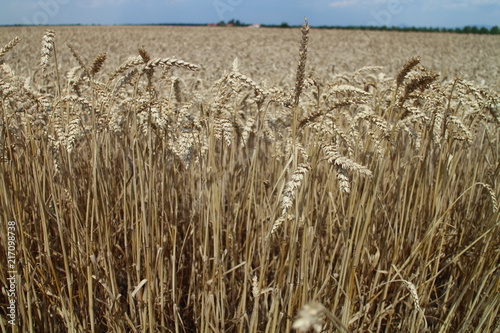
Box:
[471,26,479,34]
[490,26,499,34]
[228,19,243,26]
[217,21,226,27]
[479,27,489,34]
[280,22,290,28]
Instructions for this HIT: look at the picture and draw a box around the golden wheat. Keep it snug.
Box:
[0,36,21,60]
[0,24,498,333]
[40,30,55,73]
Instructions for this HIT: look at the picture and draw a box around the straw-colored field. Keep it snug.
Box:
[1,25,500,86]
[0,24,499,332]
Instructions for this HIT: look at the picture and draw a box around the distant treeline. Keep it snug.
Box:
[2,20,499,34]
[312,24,500,34]
[217,19,500,34]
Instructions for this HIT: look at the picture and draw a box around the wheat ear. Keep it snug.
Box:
[293,302,350,333]
[292,18,309,107]
[40,30,55,72]
[90,53,107,77]
[478,182,499,213]
[396,56,421,87]
[281,163,311,213]
[0,37,21,60]
[66,43,90,78]
[138,47,155,88]
[399,71,439,106]
[108,56,144,82]
[144,58,200,72]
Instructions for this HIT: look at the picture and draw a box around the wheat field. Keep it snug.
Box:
[0,23,499,333]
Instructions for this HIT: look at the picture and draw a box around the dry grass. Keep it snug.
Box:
[0,23,499,333]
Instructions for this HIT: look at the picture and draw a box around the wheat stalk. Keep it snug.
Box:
[1,26,498,333]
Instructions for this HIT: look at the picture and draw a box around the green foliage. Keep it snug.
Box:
[227,18,244,26]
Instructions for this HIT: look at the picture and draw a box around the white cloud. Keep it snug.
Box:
[77,0,126,9]
[9,1,38,10]
[422,0,500,10]
[329,0,359,7]
[443,0,469,9]
[471,0,500,4]
[329,0,390,8]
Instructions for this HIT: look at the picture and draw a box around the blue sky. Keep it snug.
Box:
[1,0,499,28]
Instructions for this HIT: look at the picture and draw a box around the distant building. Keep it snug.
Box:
[248,24,261,28]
